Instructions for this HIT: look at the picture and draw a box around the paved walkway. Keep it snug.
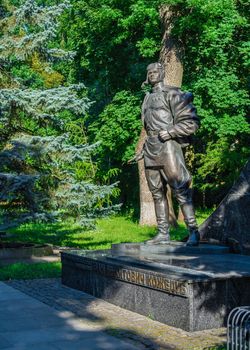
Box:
[0,282,139,350]
[1,279,227,350]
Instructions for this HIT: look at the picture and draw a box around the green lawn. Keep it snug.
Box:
[5,209,212,250]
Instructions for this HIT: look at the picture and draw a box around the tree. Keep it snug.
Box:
[57,0,249,212]
[165,0,250,205]
[0,0,118,229]
[90,90,142,212]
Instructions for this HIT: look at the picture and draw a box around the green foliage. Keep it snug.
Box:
[92,90,142,164]
[0,134,120,229]
[90,90,143,210]
[0,0,119,229]
[58,0,161,105]
[54,0,161,211]
[11,63,44,88]
[206,346,226,350]
[2,0,248,213]
[196,138,249,195]
[165,0,250,203]
[57,0,249,207]
[6,216,156,249]
[0,0,74,62]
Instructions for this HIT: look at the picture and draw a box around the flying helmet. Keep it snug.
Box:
[143,62,165,85]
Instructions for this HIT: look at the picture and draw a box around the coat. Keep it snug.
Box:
[142,85,200,168]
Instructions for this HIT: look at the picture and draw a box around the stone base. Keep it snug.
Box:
[61,242,250,331]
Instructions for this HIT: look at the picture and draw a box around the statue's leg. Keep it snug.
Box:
[161,141,200,246]
[173,187,200,246]
[144,167,170,244]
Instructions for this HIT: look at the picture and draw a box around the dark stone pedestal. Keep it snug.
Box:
[61,242,250,331]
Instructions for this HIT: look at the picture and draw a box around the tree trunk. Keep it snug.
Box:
[160,5,183,88]
[137,129,156,225]
[160,4,184,227]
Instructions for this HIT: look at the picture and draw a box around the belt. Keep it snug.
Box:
[147,130,160,136]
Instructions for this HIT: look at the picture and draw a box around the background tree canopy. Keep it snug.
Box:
[1,0,249,225]
[0,0,119,229]
[59,0,249,208]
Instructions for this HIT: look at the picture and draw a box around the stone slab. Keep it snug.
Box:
[112,242,230,255]
[0,243,53,259]
[0,255,60,266]
[61,247,250,331]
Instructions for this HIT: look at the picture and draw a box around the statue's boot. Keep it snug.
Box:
[181,202,200,246]
[145,197,170,244]
[146,231,170,244]
[186,229,200,247]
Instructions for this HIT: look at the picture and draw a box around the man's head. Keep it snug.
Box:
[146,62,164,86]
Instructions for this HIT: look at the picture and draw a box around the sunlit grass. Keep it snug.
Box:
[5,209,212,250]
[7,216,156,250]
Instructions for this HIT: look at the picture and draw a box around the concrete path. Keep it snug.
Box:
[0,282,139,350]
[2,279,226,350]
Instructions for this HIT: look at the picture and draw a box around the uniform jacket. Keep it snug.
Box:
[142,84,200,167]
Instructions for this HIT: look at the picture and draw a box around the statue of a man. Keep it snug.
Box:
[136,62,200,246]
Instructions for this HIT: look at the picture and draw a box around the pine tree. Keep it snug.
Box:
[0,0,118,229]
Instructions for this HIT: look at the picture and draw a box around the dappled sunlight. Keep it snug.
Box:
[4,212,213,250]
[57,311,103,331]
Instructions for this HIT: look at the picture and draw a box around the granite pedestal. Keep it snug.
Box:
[61,242,250,331]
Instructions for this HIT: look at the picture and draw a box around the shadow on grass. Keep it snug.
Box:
[4,216,158,250]
[3,213,208,252]
[6,223,90,247]
[5,221,189,250]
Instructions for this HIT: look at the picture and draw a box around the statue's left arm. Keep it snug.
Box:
[159,90,200,142]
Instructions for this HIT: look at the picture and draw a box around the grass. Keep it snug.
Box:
[0,209,212,281]
[4,208,212,250]
[6,216,156,250]
[0,262,61,281]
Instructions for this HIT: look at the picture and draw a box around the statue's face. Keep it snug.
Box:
[147,68,163,85]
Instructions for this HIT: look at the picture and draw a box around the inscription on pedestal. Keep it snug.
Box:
[79,258,188,297]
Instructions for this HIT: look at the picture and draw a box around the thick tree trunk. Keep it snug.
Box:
[160,5,183,88]
[160,4,183,227]
[137,129,156,225]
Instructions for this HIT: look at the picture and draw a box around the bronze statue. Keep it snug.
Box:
[135,62,200,246]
